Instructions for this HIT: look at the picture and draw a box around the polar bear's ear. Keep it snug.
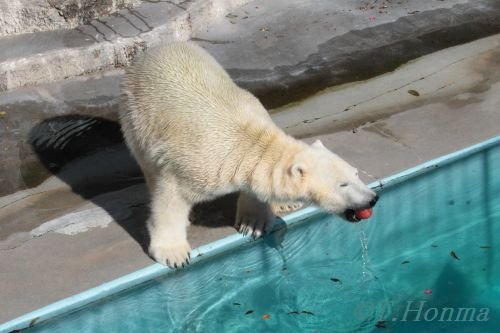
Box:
[311,139,325,149]
[289,163,306,179]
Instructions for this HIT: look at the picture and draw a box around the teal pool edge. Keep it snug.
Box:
[1,136,499,333]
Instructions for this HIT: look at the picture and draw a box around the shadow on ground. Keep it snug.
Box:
[29,115,238,254]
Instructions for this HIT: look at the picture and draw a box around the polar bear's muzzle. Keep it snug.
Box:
[343,194,379,223]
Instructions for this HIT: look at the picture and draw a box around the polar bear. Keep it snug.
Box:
[120,42,378,267]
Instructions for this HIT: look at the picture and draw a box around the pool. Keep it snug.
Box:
[2,136,499,333]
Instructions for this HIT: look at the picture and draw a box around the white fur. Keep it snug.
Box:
[120,42,377,267]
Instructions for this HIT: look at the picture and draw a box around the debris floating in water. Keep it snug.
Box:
[450,251,460,260]
[232,302,241,306]
[245,310,254,315]
[401,260,410,264]
[261,313,271,320]
[287,310,315,316]
[330,277,342,284]
[301,310,315,315]
[424,288,433,295]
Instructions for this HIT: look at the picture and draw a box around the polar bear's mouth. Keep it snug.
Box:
[344,208,373,223]
[344,209,360,222]
[343,194,378,222]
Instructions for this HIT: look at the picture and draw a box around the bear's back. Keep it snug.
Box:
[123,42,240,118]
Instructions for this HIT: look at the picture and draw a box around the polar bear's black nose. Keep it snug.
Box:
[369,194,379,207]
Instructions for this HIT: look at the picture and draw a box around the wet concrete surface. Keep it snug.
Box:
[272,34,500,139]
[1,34,500,323]
[198,0,500,108]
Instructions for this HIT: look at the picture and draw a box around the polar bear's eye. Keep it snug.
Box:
[339,183,349,187]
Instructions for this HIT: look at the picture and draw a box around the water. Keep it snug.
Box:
[25,141,500,332]
[26,216,391,333]
[359,228,372,282]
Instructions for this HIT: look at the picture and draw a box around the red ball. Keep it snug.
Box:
[354,208,373,219]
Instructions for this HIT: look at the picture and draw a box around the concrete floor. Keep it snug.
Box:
[1,0,500,325]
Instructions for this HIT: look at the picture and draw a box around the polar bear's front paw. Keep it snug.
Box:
[235,207,274,239]
[149,239,191,268]
[236,216,266,239]
[235,192,275,239]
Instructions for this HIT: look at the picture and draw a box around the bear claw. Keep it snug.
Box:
[271,202,304,216]
[237,220,266,239]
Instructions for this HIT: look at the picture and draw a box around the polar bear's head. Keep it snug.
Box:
[290,140,378,220]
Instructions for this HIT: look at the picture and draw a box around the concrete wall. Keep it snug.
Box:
[0,0,141,37]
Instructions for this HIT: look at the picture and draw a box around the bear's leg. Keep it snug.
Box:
[148,176,192,268]
[134,157,154,189]
[235,191,275,238]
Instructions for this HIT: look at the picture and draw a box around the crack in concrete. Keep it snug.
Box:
[127,9,154,32]
[434,82,456,93]
[95,18,120,37]
[88,21,111,42]
[114,12,147,34]
[142,0,190,11]
[365,123,423,161]
[75,27,99,42]
[358,167,381,183]
[191,37,234,45]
